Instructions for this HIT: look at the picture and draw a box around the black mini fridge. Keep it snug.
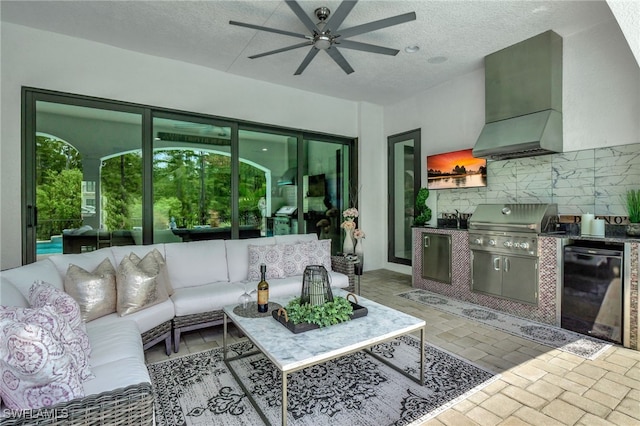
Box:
[562,242,624,344]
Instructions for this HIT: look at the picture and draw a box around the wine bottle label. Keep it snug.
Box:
[257,289,268,306]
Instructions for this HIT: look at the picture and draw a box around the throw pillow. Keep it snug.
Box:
[128,249,174,296]
[0,306,93,382]
[0,317,84,410]
[28,281,92,377]
[303,239,332,271]
[63,258,117,322]
[247,244,286,281]
[116,256,170,317]
[282,243,308,277]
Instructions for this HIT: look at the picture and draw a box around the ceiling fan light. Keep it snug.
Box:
[314,35,332,50]
[404,45,420,53]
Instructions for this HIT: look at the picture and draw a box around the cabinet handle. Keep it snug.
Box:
[423,235,430,248]
[493,257,500,271]
[504,257,510,272]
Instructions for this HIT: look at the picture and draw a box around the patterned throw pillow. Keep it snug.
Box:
[29,281,92,380]
[128,249,174,296]
[63,258,117,322]
[116,255,170,317]
[0,306,93,382]
[247,245,286,281]
[282,243,309,277]
[304,239,332,271]
[0,311,85,410]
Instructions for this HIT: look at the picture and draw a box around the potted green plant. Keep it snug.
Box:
[413,187,432,227]
[626,189,640,236]
[273,294,368,333]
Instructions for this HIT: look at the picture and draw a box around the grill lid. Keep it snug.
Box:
[468,203,558,233]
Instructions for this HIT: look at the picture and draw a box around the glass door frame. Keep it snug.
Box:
[387,128,421,266]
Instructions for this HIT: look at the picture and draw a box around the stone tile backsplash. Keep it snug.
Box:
[436,142,640,217]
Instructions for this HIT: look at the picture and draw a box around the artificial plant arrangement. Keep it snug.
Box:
[282,296,354,328]
[413,187,432,226]
[626,189,640,236]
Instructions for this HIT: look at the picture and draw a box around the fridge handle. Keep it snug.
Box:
[423,235,430,248]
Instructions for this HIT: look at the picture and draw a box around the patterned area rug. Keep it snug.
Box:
[398,289,611,360]
[148,335,498,425]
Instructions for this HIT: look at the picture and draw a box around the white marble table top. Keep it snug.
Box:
[224,289,426,373]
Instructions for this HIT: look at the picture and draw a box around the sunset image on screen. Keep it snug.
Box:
[427,148,487,190]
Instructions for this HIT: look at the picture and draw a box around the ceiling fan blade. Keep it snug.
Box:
[285,0,319,34]
[337,39,399,56]
[249,42,313,59]
[229,20,308,40]
[326,47,355,75]
[324,0,358,33]
[338,11,416,39]
[294,48,320,75]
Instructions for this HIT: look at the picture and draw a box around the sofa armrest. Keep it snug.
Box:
[331,255,355,293]
[0,383,153,426]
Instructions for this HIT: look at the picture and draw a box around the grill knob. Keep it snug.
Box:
[504,241,513,248]
[473,238,482,245]
[513,242,520,248]
[488,239,496,246]
[520,242,530,250]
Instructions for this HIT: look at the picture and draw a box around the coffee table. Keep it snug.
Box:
[223,289,426,426]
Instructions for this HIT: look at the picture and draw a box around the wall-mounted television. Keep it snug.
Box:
[427,148,487,190]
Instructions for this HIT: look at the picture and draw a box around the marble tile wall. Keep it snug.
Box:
[436,142,640,217]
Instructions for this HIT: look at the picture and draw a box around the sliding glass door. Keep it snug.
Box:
[23,88,356,262]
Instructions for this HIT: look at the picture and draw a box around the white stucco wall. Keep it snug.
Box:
[0,22,362,269]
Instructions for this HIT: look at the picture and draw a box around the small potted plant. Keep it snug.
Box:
[626,189,640,236]
[413,187,432,227]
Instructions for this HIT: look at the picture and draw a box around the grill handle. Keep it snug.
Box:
[493,257,500,271]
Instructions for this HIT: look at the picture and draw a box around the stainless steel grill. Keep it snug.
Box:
[468,203,558,305]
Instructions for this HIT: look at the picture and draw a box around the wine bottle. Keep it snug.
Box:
[257,263,269,313]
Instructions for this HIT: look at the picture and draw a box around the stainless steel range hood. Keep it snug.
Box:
[473,31,563,161]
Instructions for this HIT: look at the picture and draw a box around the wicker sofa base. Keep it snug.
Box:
[141,320,172,356]
[0,383,154,426]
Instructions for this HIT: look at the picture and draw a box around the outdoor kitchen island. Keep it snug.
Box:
[412,226,640,351]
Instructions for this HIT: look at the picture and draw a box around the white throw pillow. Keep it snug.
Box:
[29,281,92,379]
[282,243,308,277]
[0,305,93,382]
[247,244,286,281]
[303,239,332,271]
[0,311,85,410]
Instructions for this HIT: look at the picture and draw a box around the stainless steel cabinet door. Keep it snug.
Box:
[421,233,451,284]
[471,250,502,296]
[502,255,538,304]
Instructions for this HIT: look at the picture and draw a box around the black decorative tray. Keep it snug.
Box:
[271,299,368,334]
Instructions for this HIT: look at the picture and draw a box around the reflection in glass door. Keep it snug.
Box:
[388,129,421,265]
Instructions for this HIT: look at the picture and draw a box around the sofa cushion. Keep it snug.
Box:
[88,298,174,335]
[171,281,239,316]
[0,260,63,298]
[0,315,84,410]
[247,244,286,281]
[273,233,318,245]
[225,237,276,283]
[49,248,117,281]
[63,259,117,322]
[164,240,228,289]
[82,357,150,398]
[28,281,92,371]
[116,256,170,317]
[84,320,144,368]
[0,277,28,308]
[0,305,93,382]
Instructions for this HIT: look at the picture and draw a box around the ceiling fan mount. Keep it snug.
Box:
[229,0,416,75]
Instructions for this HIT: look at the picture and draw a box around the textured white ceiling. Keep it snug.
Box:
[1,0,617,105]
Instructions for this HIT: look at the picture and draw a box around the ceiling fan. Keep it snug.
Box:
[229,0,417,75]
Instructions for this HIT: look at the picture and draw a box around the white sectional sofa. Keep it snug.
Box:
[0,233,353,425]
